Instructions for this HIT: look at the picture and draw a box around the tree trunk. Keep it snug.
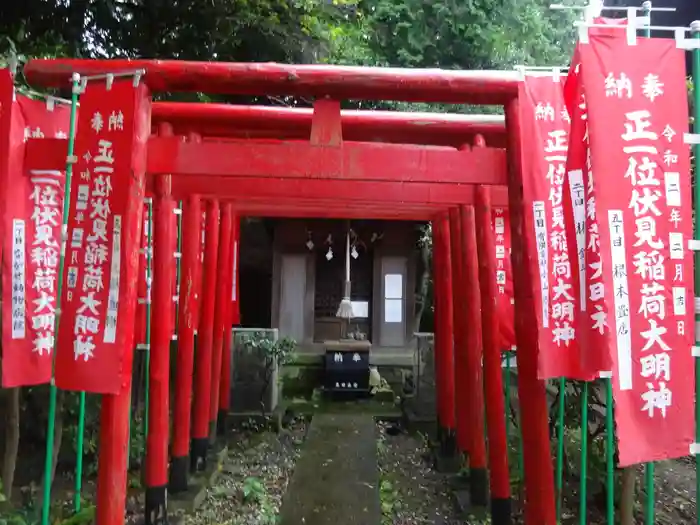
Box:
[620,467,636,525]
[1,387,20,500]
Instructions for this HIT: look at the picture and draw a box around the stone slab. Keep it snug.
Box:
[279,414,381,525]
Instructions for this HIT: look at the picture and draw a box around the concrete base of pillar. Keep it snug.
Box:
[490,497,513,525]
[190,437,208,473]
[145,485,168,525]
[469,467,489,507]
[169,455,189,494]
[217,410,228,436]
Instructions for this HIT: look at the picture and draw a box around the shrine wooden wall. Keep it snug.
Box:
[270,218,423,366]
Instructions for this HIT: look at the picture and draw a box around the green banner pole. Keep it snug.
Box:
[516,365,524,486]
[690,17,700,525]
[605,377,615,525]
[579,382,589,525]
[73,392,86,512]
[555,377,566,522]
[504,350,511,461]
[40,73,81,525]
[644,463,655,525]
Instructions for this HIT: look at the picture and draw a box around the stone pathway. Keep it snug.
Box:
[279,414,381,525]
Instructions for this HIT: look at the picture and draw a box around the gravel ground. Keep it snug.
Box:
[376,420,465,525]
[179,418,308,525]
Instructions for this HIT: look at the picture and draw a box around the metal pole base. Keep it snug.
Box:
[144,485,168,525]
[469,467,489,507]
[189,437,208,473]
[490,497,512,525]
[168,455,189,494]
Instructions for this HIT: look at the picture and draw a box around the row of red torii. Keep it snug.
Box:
[16,59,550,525]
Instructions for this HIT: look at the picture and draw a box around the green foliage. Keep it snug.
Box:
[239,333,297,369]
[320,0,578,113]
[379,478,400,523]
[241,476,276,523]
[0,511,37,525]
[56,506,95,525]
[239,332,297,417]
[0,0,581,111]
[242,476,266,503]
[64,393,100,472]
[357,0,576,70]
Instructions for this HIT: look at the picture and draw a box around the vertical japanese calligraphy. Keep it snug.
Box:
[580,33,694,465]
[492,208,515,351]
[562,44,614,376]
[519,74,591,379]
[55,77,151,394]
[1,89,72,387]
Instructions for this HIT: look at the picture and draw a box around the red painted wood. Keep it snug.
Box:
[448,208,469,455]
[432,219,447,429]
[231,216,241,325]
[459,205,488,470]
[25,139,508,211]
[191,200,220,441]
[161,176,506,207]
[310,98,342,146]
[219,213,238,411]
[151,103,507,147]
[25,139,508,207]
[146,138,507,185]
[231,205,436,220]
[505,99,556,525]
[172,195,201,459]
[146,174,174,488]
[95,387,133,525]
[209,204,233,428]
[433,212,456,432]
[24,59,519,105]
[475,186,511,500]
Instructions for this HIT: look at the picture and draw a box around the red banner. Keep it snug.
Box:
[581,33,694,465]
[561,45,614,376]
[55,78,151,393]
[1,92,72,387]
[519,74,592,380]
[492,207,515,351]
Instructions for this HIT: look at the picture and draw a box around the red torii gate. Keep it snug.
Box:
[23,59,554,525]
[24,99,506,517]
[150,102,508,148]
